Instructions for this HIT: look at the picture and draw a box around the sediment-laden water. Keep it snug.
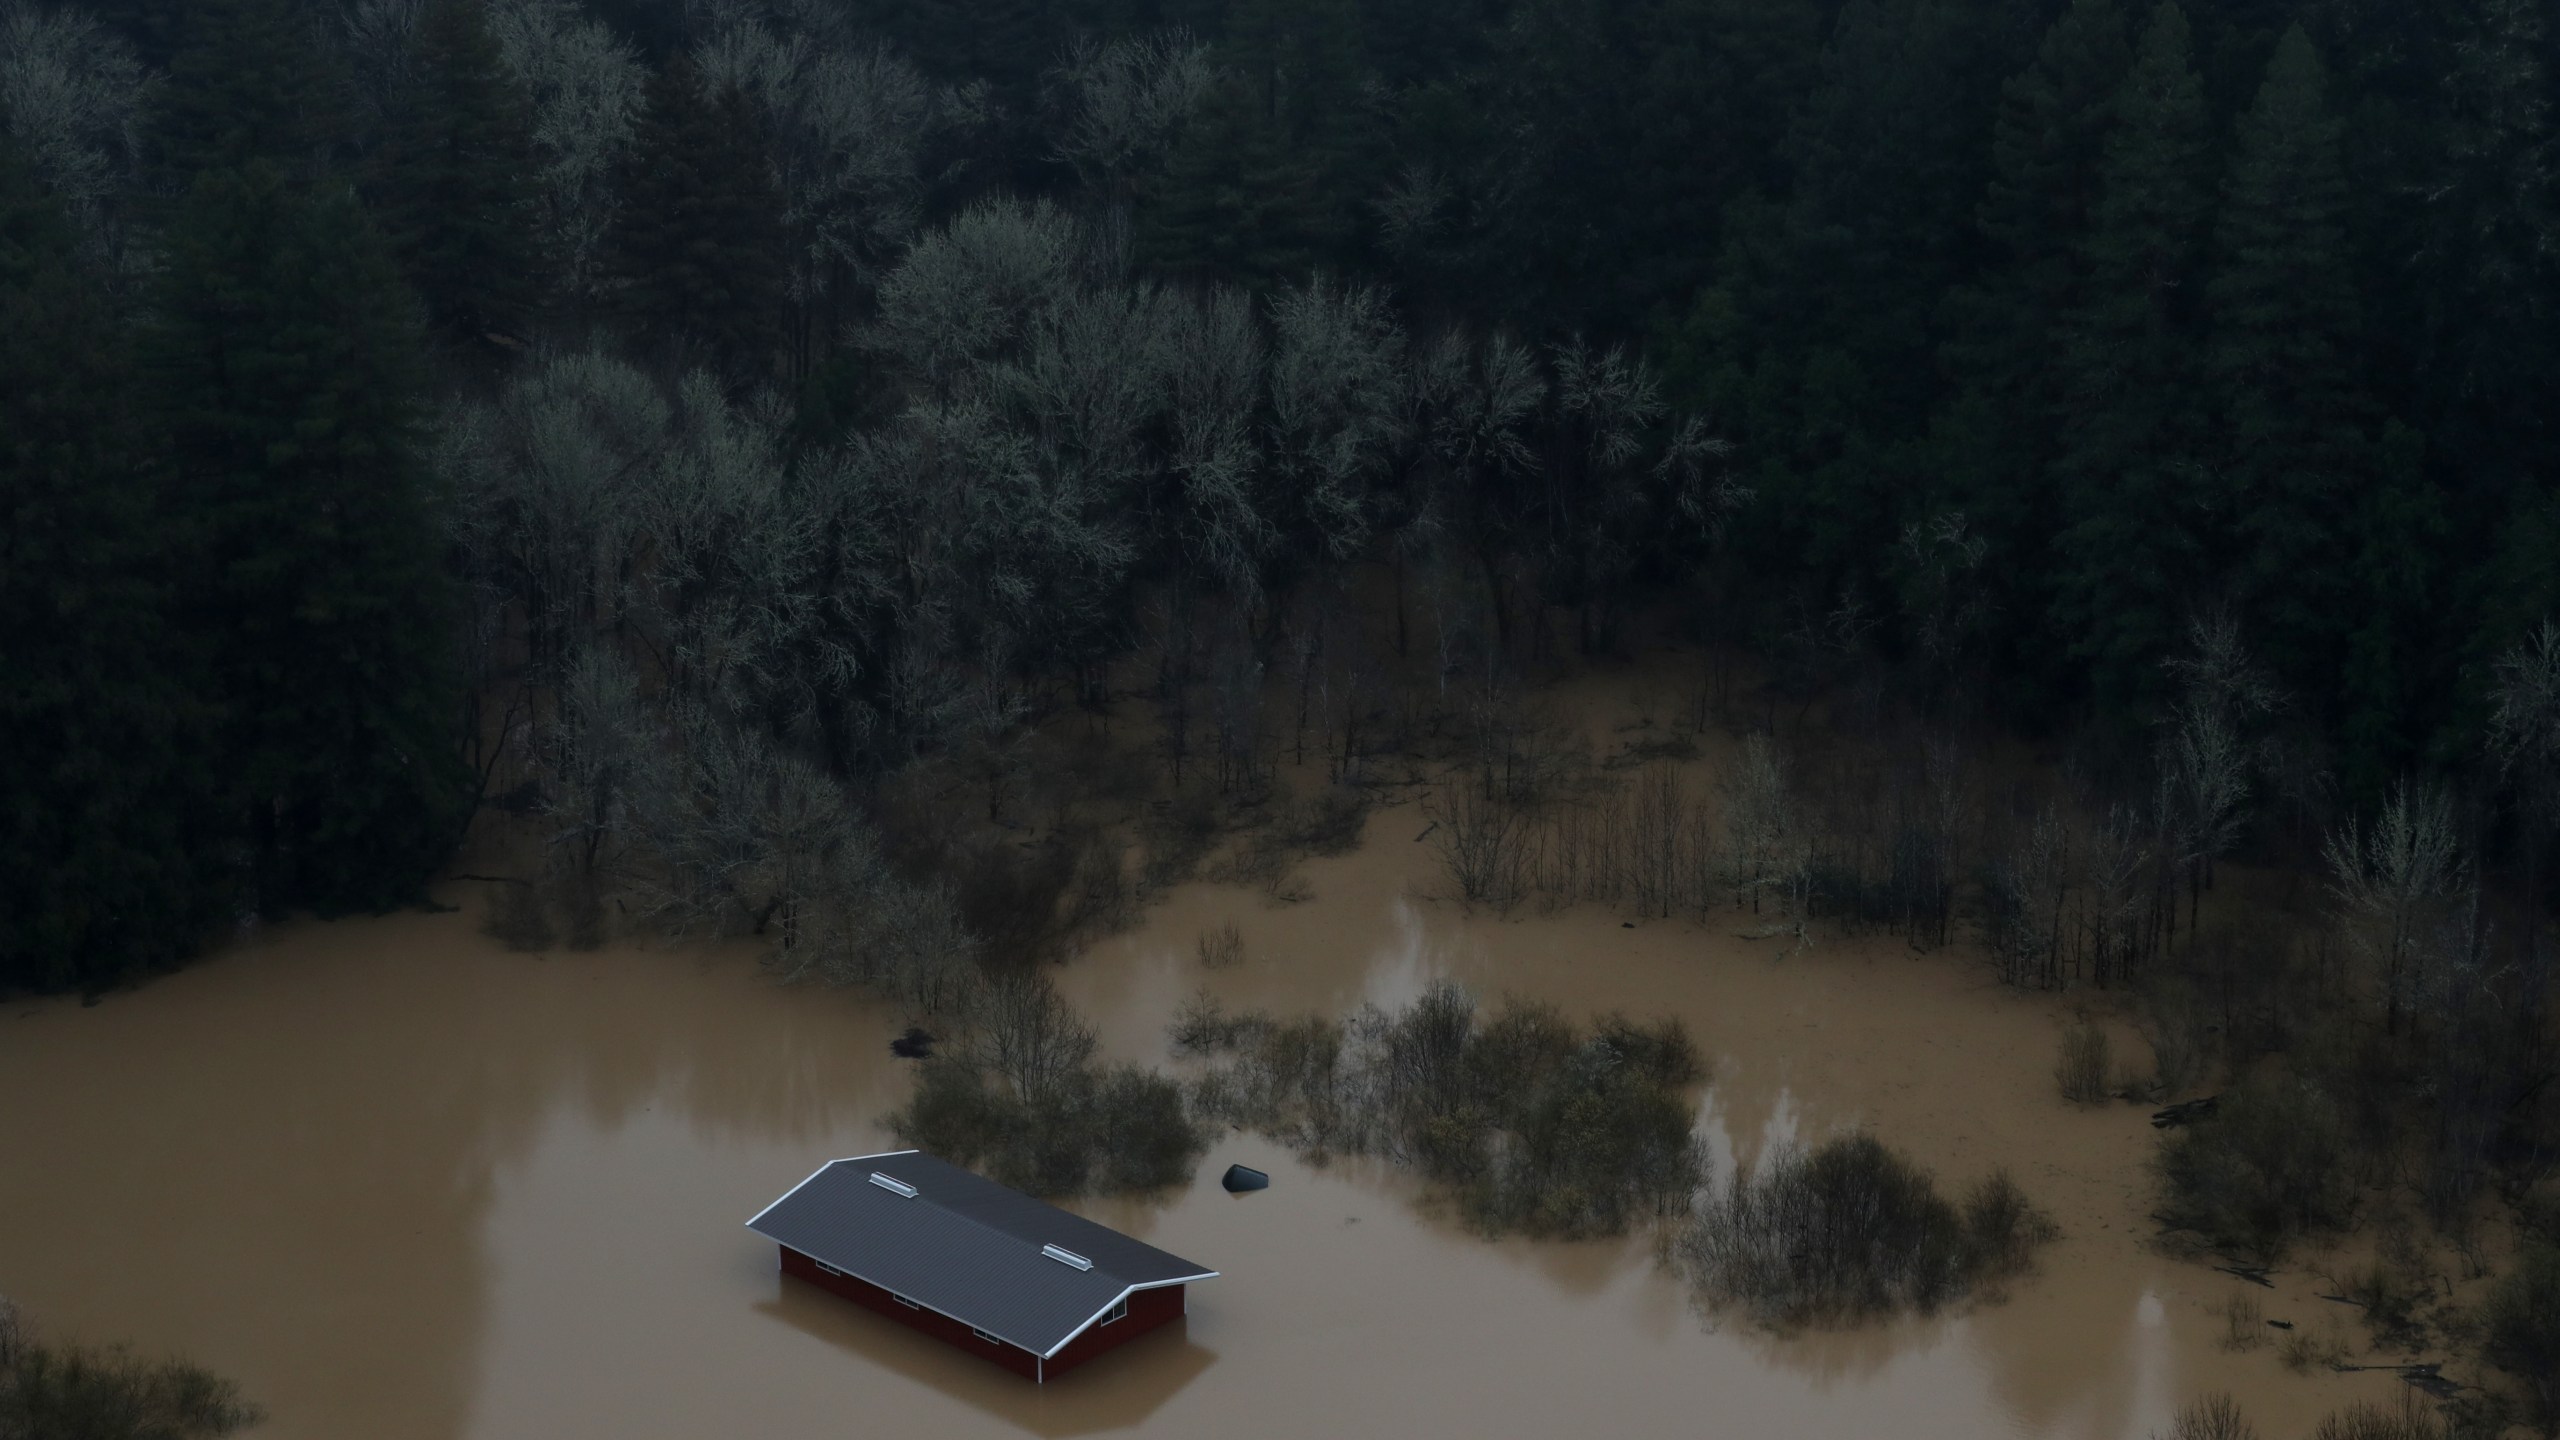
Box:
[0,806,2400,1438]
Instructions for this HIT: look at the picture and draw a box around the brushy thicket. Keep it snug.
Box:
[1174,982,1706,1238]
[890,1057,1203,1198]
[2154,1066,2357,1261]
[2159,1393,2258,1440]
[1678,1134,2057,1327]
[2306,1399,2450,1440]
[2055,1021,2113,1105]
[884,973,1205,1198]
[0,1298,258,1440]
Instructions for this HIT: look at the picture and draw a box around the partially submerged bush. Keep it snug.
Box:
[2278,1318,2353,1373]
[1178,984,1707,1237]
[1678,1134,2056,1327]
[2485,1243,2560,1431]
[2057,1021,2112,1104]
[2159,1393,2258,1440]
[2155,1067,2357,1260]
[482,878,555,952]
[0,1298,261,1440]
[886,974,1207,1197]
[2308,1399,2447,1440]
[1196,921,1244,968]
[2218,1291,2266,1351]
[888,1056,1206,1197]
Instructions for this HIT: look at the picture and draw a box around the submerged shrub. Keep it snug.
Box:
[1178,985,1707,1237]
[2485,1243,2560,1431]
[2155,1067,2356,1260]
[2307,1399,2447,1440]
[889,975,1205,1197]
[1679,1134,2055,1327]
[482,878,555,952]
[0,1298,261,1440]
[2159,1393,2258,1440]
[887,1056,1207,1198]
[2056,1021,2112,1104]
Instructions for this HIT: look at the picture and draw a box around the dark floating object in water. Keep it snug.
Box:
[1221,1164,1269,1194]
[890,1026,936,1059]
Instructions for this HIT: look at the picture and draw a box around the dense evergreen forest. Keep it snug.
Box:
[3,0,2557,995]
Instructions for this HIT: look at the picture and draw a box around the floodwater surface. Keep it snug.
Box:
[0,807,2402,1438]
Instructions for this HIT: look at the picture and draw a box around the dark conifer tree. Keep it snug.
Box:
[2207,27,2370,693]
[147,0,350,186]
[363,0,542,347]
[1959,0,2134,406]
[1934,0,2133,695]
[605,58,787,377]
[2050,1,2213,709]
[0,140,226,993]
[146,163,468,915]
[1139,77,1341,287]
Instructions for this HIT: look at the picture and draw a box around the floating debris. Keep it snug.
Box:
[2151,1096,2220,1129]
[889,1026,936,1059]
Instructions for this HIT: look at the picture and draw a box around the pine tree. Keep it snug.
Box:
[0,138,226,991]
[1962,0,2133,401]
[604,57,787,377]
[2208,25,2370,694]
[146,163,468,915]
[146,0,351,186]
[363,0,542,347]
[2051,1,2214,709]
[1137,76,1340,288]
[1934,0,2133,695]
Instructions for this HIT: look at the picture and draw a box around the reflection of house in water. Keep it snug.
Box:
[747,1150,1218,1384]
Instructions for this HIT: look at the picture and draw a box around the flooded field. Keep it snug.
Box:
[0,803,2406,1438]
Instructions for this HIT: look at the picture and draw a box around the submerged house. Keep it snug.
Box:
[746,1150,1217,1382]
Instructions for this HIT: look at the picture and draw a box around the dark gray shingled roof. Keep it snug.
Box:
[745,1151,1217,1358]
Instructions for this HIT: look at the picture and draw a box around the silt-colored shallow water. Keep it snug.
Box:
[0,805,2399,1438]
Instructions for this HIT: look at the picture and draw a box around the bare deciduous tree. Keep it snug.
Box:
[972,971,1099,1104]
[1044,30,1212,198]
[694,14,945,360]
[2162,700,2249,937]
[0,2,151,259]
[488,0,647,299]
[2325,780,2466,1035]
[1722,733,1811,949]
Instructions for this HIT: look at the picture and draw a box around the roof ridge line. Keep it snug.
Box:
[842,1157,1157,1286]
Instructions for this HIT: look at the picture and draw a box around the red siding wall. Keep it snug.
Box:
[776,1246,1188,1382]
[1039,1280,1186,1380]
[779,1246,1039,1380]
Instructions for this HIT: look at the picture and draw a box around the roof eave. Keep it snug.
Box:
[1037,1271,1221,1360]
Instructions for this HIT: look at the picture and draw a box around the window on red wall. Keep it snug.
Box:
[1101,1298,1128,1325]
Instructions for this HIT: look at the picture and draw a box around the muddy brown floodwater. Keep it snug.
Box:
[1,805,2405,1439]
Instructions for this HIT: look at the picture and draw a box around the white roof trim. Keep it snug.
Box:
[742,1152,918,1231]
[745,1152,1216,1359]
[1038,1272,1220,1359]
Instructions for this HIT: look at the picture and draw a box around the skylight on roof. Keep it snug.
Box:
[869,1172,919,1198]
[1041,1244,1093,1271]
